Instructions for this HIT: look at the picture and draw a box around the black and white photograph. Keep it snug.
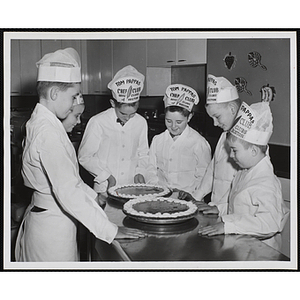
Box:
[2,30,297,273]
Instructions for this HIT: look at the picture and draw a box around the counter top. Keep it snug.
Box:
[92,194,289,264]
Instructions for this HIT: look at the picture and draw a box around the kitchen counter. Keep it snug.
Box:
[92,193,289,265]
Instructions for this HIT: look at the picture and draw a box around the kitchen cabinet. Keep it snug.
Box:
[86,40,112,94]
[41,40,62,56]
[147,39,206,67]
[19,40,41,95]
[10,38,207,96]
[113,40,147,96]
[177,39,206,64]
[11,40,21,95]
[147,39,176,67]
[10,40,88,95]
[41,40,88,94]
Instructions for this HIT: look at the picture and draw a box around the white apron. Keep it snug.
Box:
[15,192,78,262]
[15,104,117,262]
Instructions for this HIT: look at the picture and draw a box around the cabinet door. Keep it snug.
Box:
[86,40,112,94]
[41,40,62,56]
[11,40,21,95]
[147,39,176,67]
[20,40,41,95]
[177,39,207,64]
[113,40,147,95]
[62,40,87,94]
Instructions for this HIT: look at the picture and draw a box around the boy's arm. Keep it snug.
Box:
[192,156,214,201]
[39,129,118,243]
[192,139,212,192]
[78,119,111,192]
[145,136,159,184]
[135,119,150,178]
[221,188,289,236]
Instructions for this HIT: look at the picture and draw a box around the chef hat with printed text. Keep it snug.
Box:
[73,93,84,106]
[107,65,145,103]
[163,84,199,112]
[230,101,273,146]
[36,48,81,83]
[207,74,239,104]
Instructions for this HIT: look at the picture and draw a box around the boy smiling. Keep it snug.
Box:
[198,102,289,236]
[147,84,211,194]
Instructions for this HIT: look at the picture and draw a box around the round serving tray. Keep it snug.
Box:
[123,216,199,235]
[122,209,198,225]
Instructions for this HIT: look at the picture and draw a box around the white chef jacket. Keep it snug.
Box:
[15,103,117,262]
[193,132,240,214]
[221,156,289,236]
[146,126,211,193]
[78,107,149,193]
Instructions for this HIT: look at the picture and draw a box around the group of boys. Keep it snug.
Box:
[15,47,289,262]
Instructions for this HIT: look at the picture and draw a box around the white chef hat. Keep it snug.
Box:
[73,93,84,106]
[36,48,81,83]
[163,84,199,112]
[230,101,273,146]
[107,65,145,103]
[207,74,239,104]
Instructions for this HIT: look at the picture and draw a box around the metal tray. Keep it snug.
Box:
[123,216,199,235]
[122,210,198,225]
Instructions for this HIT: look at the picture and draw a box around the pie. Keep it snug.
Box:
[108,183,171,200]
[123,197,198,220]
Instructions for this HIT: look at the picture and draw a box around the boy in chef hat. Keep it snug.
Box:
[146,84,211,194]
[198,102,289,236]
[179,74,242,215]
[16,51,145,262]
[78,65,149,204]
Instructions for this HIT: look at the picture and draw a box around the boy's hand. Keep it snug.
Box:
[178,190,196,201]
[134,174,145,184]
[107,175,116,189]
[96,193,107,209]
[198,203,219,215]
[198,222,224,236]
[115,226,147,240]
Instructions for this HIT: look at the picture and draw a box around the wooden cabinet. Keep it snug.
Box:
[147,39,206,67]
[10,38,207,96]
[11,40,21,95]
[41,40,87,94]
[113,40,147,96]
[147,39,176,67]
[11,40,88,95]
[19,40,41,95]
[86,40,112,94]
[177,39,206,64]
[10,40,41,95]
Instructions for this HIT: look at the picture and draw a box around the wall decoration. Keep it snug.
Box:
[223,52,237,71]
[234,77,252,96]
[260,84,276,102]
[248,51,267,70]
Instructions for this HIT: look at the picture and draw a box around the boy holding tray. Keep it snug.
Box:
[78,65,149,205]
